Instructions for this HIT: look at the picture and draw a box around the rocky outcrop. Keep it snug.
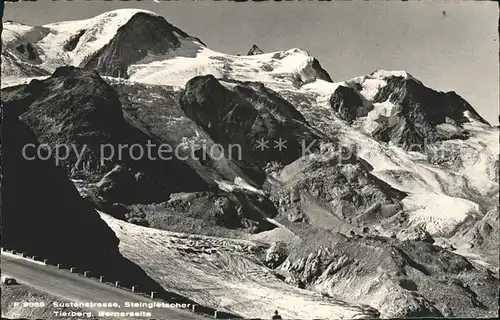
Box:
[63,29,86,52]
[179,75,319,176]
[15,43,39,61]
[264,241,288,269]
[371,76,490,148]
[453,207,500,266]
[247,44,264,55]
[311,58,333,83]
[396,226,435,243]
[269,146,406,227]
[330,85,372,123]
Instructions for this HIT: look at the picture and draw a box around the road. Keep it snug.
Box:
[1,252,207,320]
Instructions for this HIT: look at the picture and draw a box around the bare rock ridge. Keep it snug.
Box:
[267,147,407,226]
[311,58,334,83]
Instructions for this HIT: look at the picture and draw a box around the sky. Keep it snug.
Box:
[3,0,499,124]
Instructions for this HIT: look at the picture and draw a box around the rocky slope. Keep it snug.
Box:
[1,67,210,206]
[266,145,407,229]
[1,8,498,319]
[1,100,172,297]
[278,229,498,318]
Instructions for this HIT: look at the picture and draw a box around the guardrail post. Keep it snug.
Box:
[43,259,49,264]
[192,305,197,313]
[84,271,90,277]
[70,267,76,273]
[11,250,16,254]
[214,310,219,319]
[57,264,62,269]
[32,256,38,260]
[21,253,27,257]
[150,291,156,299]
[115,281,120,287]
[131,286,138,293]
[99,276,105,282]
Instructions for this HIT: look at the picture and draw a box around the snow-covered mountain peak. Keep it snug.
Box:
[1,8,204,79]
[42,8,162,66]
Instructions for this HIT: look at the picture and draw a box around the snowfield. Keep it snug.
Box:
[128,44,325,89]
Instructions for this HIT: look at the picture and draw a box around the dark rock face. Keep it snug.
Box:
[179,75,319,174]
[0,105,168,295]
[371,76,490,148]
[282,231,499,318]
[1,66,210,206]
[330,85,372,123]
[108,80,262,187]
[2,67,124,174]
[82,12,200,77]
[63,29,86,52]
[311,58,333,83]
[247,44,264,55]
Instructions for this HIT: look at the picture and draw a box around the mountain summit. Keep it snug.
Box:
[1,9,205,78]
[247,44,264,55]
